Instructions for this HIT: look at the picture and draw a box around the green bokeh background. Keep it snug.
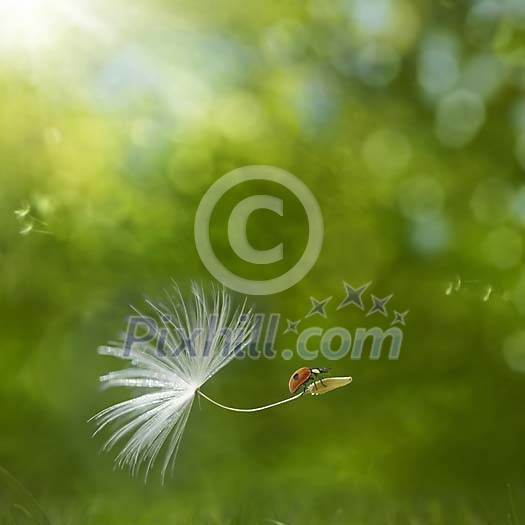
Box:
[2,0,525,523]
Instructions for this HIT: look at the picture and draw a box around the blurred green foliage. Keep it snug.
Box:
[2,0,525,523]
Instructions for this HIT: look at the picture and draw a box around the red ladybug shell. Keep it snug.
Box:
[288,367,312,393]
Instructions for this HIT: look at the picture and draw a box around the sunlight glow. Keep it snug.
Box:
[0,0,61,54]
[0,0,107,59]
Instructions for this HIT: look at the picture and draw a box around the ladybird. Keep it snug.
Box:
[288,367,330,393]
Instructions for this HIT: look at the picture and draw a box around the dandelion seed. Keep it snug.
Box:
[18,220,52,236]
[15,202,52,236]
[92,283,353,480]
[14,202,31,219]
[19,220,34,236]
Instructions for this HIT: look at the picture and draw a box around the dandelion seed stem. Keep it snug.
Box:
[197,389,303,412]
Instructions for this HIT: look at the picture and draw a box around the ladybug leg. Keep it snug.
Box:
[311,371,327,387]
[302,378,317,393]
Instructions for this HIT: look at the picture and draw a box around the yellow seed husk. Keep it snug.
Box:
[305,376,353,396]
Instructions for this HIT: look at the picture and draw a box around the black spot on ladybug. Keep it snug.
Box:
[293,373,300,380]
